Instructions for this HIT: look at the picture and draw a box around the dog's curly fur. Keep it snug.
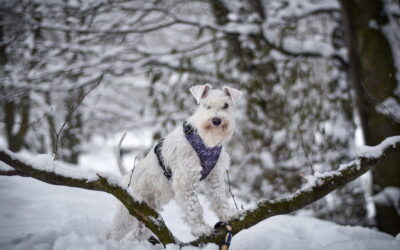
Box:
[107,84,242,241]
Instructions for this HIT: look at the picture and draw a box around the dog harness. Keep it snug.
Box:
[214,221,233,250]
[154,122,222,181]
[154,138,172,179]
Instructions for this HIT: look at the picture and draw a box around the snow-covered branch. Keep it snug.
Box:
[1,136,399,248]
[0,149,176,246]
[40,20,179,35]
[188,136,400,246]
[143,60,242,84]
[284,7,340,24]
[261,32,347,67]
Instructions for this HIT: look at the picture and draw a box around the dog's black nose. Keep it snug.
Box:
[212,117,222,126]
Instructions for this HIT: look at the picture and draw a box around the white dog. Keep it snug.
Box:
[107,84,242,241]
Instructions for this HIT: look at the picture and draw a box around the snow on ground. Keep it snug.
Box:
[0,138,399,250]
[0,175,399,250]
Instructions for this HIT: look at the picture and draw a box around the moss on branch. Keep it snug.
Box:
[188,136,400,246]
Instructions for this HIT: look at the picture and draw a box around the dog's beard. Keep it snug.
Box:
[197,119,234,147]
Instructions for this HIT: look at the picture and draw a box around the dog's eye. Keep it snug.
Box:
[223,103,229,109]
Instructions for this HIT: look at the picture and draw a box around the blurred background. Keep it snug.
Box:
[1,0,399,236]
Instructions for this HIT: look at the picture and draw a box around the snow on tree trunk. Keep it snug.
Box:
[339,0,400,235]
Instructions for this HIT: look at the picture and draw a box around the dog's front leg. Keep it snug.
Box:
[205,152,240,222]
[172,168,213,237]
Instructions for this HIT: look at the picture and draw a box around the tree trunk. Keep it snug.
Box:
[339,0,400,235]
[1,15,31,152]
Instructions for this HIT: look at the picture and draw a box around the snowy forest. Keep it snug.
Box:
[1,0,400,249]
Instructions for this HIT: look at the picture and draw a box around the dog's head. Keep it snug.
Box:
[188,84,243,147]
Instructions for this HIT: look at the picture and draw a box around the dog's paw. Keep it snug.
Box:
[191,224,213,237]
[220,208,240,221]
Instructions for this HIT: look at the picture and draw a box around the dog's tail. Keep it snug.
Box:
[116,131,128,175]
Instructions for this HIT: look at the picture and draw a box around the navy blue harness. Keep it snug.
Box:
[154,122,222,181]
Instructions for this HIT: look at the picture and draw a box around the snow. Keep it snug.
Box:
[0,161,14,172]
[230,215,399,250]
[1,175,399,250]
[283,37,335,57]
[376,97,400,122]
[30,154,76,176]
[0,148,99,181]
[0,176,216,250]
[1,146,400,249]
[260,151,275,169]
[374,187,400,215]
[292,169,343,193]
[222,23,260,35]
[356,136,400,158]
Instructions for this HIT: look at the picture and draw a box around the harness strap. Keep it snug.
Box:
[154,138,172,180]
[183,121,194,135]
[214,221,233,250]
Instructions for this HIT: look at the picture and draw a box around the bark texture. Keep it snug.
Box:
[339,0,400,235]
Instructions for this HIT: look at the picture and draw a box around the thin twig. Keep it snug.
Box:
[53,74,103,160]
[225,169,239,210]
[297,126,315,175]
[360,81,400,124]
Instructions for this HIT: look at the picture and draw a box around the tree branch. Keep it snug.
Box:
[39,5,346,68]
[143,60,242,84]
[261,32,347,67]
[1,136,399,248]
[187,136,400,246]
[52,75,103,160]
[0,148,176,246]
[39,20,180,34]
[0,167,23,176]
[283,8,340,24]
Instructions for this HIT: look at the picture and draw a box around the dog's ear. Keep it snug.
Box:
[190,83,212,104]
[222,86,243,106]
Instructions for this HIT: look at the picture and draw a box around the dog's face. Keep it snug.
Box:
[189,84,243,147]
